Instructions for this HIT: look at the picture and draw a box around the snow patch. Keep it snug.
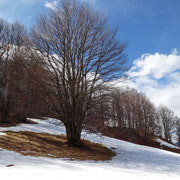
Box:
[0,132,6,136]
[156,138,180,149]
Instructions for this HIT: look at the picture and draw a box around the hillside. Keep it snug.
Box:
[102,126,180,154]
[0,118,180,180]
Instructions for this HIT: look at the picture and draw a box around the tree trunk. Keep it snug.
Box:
[65,121,82,147]
[1,87,8,123]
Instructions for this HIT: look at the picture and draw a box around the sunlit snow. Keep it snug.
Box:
[0,118,180,180]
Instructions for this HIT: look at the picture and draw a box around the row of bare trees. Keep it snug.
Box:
[0,20,49,123]
[90,87,179,143]
[109,88,157,134]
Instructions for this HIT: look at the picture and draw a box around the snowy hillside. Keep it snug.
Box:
[0,118,180,180]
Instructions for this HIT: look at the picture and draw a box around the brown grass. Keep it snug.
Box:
[0,131,115,161]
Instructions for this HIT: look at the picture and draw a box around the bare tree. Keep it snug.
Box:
[7,48,49,121]
[0,19,40,123]
[176,120,180,146]
[157,105,176,142]
[0,20,27,122]
[109,88,158,135]
[31,0,127,146]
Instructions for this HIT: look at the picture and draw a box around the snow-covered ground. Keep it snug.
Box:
[0,118,180,180]
[156,138,180,149]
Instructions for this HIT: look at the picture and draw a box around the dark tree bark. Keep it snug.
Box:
[65,121,82,146]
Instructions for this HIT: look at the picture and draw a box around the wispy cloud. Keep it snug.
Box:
[45,1,58,11]
[44,0,96,10]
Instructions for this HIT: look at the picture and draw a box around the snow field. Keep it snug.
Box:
[0,118,180,180]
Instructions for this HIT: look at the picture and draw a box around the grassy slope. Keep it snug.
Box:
[0,131,115,161]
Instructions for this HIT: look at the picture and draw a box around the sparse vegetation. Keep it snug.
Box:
[0,131,115,161]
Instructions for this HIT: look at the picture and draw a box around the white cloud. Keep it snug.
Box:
[129,50,180,79]
[44,0,96,10]
[45,1,58,11]
[114,50,180,117]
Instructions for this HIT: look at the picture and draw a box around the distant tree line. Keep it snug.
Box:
[0,19,49,123]
[84,86,179,143]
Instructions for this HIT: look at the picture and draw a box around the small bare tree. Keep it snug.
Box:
[176,120,180,146]
[157,105,176,142]
[31,0,127,146]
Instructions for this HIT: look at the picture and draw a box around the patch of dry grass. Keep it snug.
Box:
[0,131,115,161]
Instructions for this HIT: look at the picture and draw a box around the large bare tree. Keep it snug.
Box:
[31,0,127,146]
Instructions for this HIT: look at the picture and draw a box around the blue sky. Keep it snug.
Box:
[91,0,180,63]
[1,0,180,115]
[0,0,48,27]
[0,0,179,62]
